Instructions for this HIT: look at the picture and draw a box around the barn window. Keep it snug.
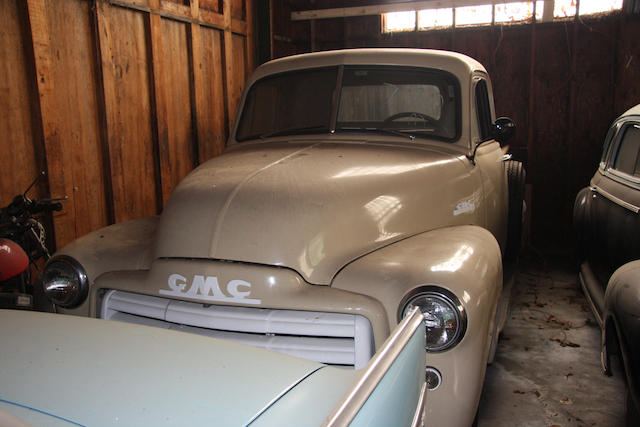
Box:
[495,2,543,22]
[455,5,493,26]
[418,8,453,30]
[385,10,416,32]
[383,0,623,33]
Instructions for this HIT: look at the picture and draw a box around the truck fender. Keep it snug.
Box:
[51,216,158,316]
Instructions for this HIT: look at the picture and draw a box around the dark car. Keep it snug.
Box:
[574,103,640,424]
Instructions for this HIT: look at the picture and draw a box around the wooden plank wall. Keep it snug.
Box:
[0,0,254,250]
[272,3,640,253]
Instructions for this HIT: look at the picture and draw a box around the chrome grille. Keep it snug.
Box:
[100,290,375,368]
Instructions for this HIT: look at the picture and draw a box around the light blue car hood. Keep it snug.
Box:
[0,310,331,426]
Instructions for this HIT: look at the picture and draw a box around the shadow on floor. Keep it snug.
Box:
[478,251,626,426]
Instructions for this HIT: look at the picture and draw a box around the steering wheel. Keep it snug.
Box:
[382,112,438,126]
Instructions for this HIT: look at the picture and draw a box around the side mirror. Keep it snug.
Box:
[491,117,516,145]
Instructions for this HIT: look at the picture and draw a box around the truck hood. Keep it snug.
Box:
[154,140,478,284]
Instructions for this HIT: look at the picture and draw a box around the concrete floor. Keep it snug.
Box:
[478,254,627,426]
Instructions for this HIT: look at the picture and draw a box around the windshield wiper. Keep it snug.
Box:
[337,126,415,141]
[258,125,328,140]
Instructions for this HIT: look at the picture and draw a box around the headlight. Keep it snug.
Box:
[42,256,89,308]
[400,287,467,352]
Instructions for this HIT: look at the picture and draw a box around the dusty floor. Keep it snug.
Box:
[478,254,627,426]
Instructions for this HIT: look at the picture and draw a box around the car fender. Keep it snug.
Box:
[604,260,640,411]
[332,224,503,426]
[573,187,591,231]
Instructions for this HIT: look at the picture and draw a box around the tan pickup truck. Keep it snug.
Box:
[43,48,524,426]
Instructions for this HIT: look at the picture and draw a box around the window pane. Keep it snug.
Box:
[475,80,492,140]
[418,8,453,29]
[384,11,416,32]
[613,125,640,176]
[554,0,577,18]
[495,2,544,23]
[236,68,337,141]
[600,124,619,167]
[336,67,460,141]
[455,5,493,26]
[579,0,622,15]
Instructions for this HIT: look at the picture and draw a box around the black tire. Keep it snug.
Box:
[626,389,639,427]
[505,160,526,263]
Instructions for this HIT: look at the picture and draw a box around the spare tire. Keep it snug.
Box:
[505,160,526,262]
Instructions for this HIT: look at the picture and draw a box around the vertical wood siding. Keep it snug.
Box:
[0,0,255,249]
[1,1,46,209]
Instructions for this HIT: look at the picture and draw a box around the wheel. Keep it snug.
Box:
[504,160,526,263]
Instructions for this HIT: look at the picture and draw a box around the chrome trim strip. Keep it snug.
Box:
[590,185,640,214]
[411,383,427,427]
[322,308,425,426]
[605,168,640,189]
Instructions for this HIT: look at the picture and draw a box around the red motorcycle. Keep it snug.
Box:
[0,174,64,309]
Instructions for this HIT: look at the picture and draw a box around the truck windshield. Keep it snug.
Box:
[236,65,459,142]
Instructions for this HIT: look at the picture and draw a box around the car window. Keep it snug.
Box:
[336,67,459,141]
[475,79,492,141]
[612,123,640,177]
[236,67,338,142]
[236,65,460,143]
[600,123,620,168]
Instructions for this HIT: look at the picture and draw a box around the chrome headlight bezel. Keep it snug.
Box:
[42,255,89,308]
[399,286,467,352]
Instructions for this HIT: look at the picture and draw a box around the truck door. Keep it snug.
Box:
[471,76,508,252]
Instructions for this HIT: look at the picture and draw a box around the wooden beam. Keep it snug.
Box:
[107,0,230,33]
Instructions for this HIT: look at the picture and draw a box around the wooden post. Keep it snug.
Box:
[269,0,274,60]
[148,0,171,207]
[245,0,255,72]
[542,0,555,22]
[25,0,74,246]
[223,0,236,132]
[567,1,580,197]
[310,19,316,52]
[91,0,116,226]
[190,0,203,166]
[527,2,537,175]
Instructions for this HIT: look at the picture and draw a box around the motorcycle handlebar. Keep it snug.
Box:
[1,196,64,218]
[29,200,63,214]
